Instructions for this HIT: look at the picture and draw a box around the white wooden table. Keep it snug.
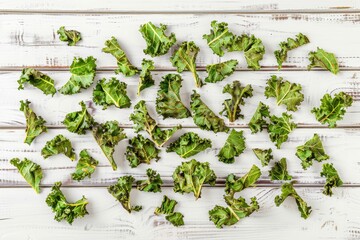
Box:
[1,1,360,239]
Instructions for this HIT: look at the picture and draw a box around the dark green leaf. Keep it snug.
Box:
[190,91,229,133]
[268,112,297,149]
[18,68,56,96]
[269,158,292,181]
[46,182,88,224]
[209,196,259,228]
[173,159,216,199]
[57,26,81,46]
[311,92,353,128]
[205,60,238,83]
[156,74,191,119]
[308,48,339,74]
[252,148,273,167]
[10,158,43,193]
[166,212,185,227]
[155,195,178,215]
[203,21,234,56]
[92,120,127,171]
[220,81,253,122]
[138,59,155,95]
[227,34,265,70]
[136,168,163,193]
[167,132,212,158]
[102,36,139,76]
[130,100,181,147]
[41,134,76,161]
[126,134,160,168]
[275,33,309,69]
[225,165,261,197]
[93,77,131,109]
[108,175,142,213]
[264,75,304,112]
[59,56,97,95]
[170,41,203,88]
[19,100,47,145]
[218,129,246,164]
[296,133,329,170]
[63,101,94,135]
[275,182,312,219]
[139,22,176,57]
[248,102,270,134]
[71,149,99,181]
[320,163,343,196]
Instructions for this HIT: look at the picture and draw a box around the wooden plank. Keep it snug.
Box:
[0,186,357,239]
[1,13,360,69]
[2,71,359,128]
[1,128,358,186]
[0,0,358,13]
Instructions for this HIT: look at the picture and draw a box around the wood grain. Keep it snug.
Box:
[0,0,358,13]
[1,128,357,187]
[1,13,360,69]
[2,71,359,128]
[0,187,358,239]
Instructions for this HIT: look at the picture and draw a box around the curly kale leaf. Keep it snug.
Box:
[126,134,160,168]
[225,165,261,197]
[170,41,203,88]
[275,182,312,219]
[46,182,88,224]
[139,22,176,57]
[268,112,297,149]
[92,121,126,171]
[130,100,181,147]
[71,149,99,181]
[275,33,309,69]
[167,132,212,158]
[41,134,76,161]
[155,195,184,227]
[308,47,339,74]
[209,196,259,228]
[320,163,343,196]
[173,159,216,199]
[18,68,56,96]
[102,36,139,76]
[138,59,155,95]
[190,91,229,133]
[296,133,329,170]
[311,92,353,128]
[136,168,163,193]
[265,75,304,112]
[156,74,191,119]
[252,148,273,167]
[59,56,97,95]
[205,59,238,83]
[108,175,142,213]
[248,101,270,134]
[10,158,43,193]
[220,81,253,122]
[93,77,131,109]
[269,158,292,181]
[57,26,81,46]
[218,129,246,164]
[63,101,94,135]
[227,34,265,70]
[19,100,47,145]
[203,21,234,56]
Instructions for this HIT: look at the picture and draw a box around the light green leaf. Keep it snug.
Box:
[205,60,238,83]
[41,134,76,161]
[10,158,43,193]
[167,132,212,158]
[63,101,94,135]
[138,59,155,95]
[268,112,297,149]
[320,163,343,196]
[224,165,261,197]
[308,47,339,74]
[269,158,292,181]
[18,68,56,96]
[218,129,246,164]
[203,21,235,56]
[248,102,270,134]
[136,168,163,193]
[57,26,81,46]
[126,134,160,168]
[71,149,99,181]
[252,148,273,167]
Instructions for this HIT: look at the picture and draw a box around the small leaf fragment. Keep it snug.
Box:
[320,163,343,196]
[225,165,261,197]
[136,168,163,193]
[252,148,273,167]
[138,59,155,95]
[155,195,184,227]
[269,158,292,181]
[57,26,81,46]
[71,150,99,181]
[167,132,212,158]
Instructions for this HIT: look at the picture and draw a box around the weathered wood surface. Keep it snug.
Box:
[0,0,359,13]
[1,13,360,69]
[0,128,357,186]
[2,71,359,128]
[0,187,357,240]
